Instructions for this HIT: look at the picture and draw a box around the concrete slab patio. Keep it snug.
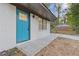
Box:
[53,33,79,40]
[16,33,79,56]
[17,34,57,56]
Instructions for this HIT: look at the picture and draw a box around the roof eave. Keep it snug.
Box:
[11,3,57,22]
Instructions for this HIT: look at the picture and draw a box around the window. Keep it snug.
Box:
[19,12,27,21]
[39,18,43,30]
[43,19,47,30]
[39,18,47,30]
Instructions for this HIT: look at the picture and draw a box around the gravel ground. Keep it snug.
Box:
[35,37,79,56]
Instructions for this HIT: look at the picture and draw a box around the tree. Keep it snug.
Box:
[67,3,79,33]
[56,3,62,24]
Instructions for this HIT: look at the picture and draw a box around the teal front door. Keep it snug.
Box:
[16,8,30,43]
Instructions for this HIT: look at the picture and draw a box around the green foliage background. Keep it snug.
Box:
[67,3,79,33]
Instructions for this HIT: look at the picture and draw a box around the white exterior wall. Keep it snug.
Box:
[0,4,16,52]
[30,13,50,41]
[0,4,30,52]
[0,4,51,52]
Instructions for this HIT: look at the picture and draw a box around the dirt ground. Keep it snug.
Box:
[35,37,79,56]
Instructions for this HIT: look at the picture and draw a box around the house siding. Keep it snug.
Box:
[30,13,50,41]
[0,4,51,52]
[0,4,16,51]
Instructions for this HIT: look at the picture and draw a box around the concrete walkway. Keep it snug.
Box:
[17,34,57,56]
[52,33,79,40]
[17,33,79,56]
